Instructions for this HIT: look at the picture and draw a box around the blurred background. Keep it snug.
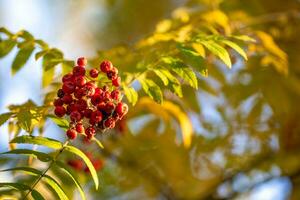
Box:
[1,0,300,199]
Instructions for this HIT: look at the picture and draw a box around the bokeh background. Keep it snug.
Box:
[1,0,300,199]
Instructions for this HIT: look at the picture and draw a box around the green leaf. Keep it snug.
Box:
[1,149,52,162]
[35,50,49,60]
[1,167,69,200]
[152,69,169,85]
[35,39,49,49]
[221,40,247,60]
[139,79,163,104]
[55,161,86,200]
[0,112,14,126]
[172,67,198,89]
[0,39,16,58]
[11,46,34,75]
[47,114,69,131]
[168,82,183,97]
[42,62,55,87]
[65,145,99,190]
[10,135,63,149]
[177,44,207,77]
[43,49,63,71]
[0,182,30,191]
[161,57,198,89]
[92,137,104,149]
[123,85,138,106]
[199,40,232,68]
[32,190,46,200]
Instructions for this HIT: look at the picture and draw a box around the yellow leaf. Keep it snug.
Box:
[192,43,206,58]
[155,19,172,33]
[138,97,193,147]
[256,31,288,75]
[202,10,231,35]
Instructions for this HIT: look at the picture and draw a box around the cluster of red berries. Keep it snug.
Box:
[54,57,128,140]
[67,152,104,173]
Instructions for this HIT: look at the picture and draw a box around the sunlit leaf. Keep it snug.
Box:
[47,114,69,131]
[123,85,138,106]
[139,78,163,104]
[221,40,248,60]
[65,145,99,190]
[92,137,104,149]
[1,149,52,162]
[55,161,86,200]
[199,40,232,68]
[10,135,63,149]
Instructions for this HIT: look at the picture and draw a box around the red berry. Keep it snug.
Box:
[91,110,103,123]
[74,76,86,87]
[70,111,82,122]
[92,159,104,171]
[62,94,73,104]
[54,106,66,117]
[104,117,115,129]
[95,88,103,95]
[112,76,121,87]
[75,123,84,133]
[85,126,96,137]
[101,91,111,102]
[66,129,77,140]
[67,159,83,171]
[83,109,93,118]
[75,99,87,111]
[107,68,118,80]
[57,89,65,98]
[83,85,95,97]
[54,98,64,106]
[62,73,74,83]
[73,66,86,76]
[62,81,75,94]
[97,102,106,111]
[90,69,99,78]
[91,94,102,106]
[77,57,87,67]
[116,102,128,118]
[111,90,120,100]
[100,60,113,73]
[74,88,85,99]
[104,102,115,114]
[66,103,77,115]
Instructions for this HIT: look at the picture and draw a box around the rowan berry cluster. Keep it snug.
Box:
[54,57,128,140]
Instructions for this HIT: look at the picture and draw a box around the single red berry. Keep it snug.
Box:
[74,76,86,87]
[62,81,75,94]
[97,102,106,111]
[83,109,93,118]
[85,126,96,137]
[57,89,65,98]
[92,159,104,171]
[83,85,95,97]
[62,94,73,104]
[91,94,102,106]
[54,98,64,106]
[67,159,83,171]
[111,89,120,100]
[75,123,84,133]
[104,102,115,114]
[95,87,103,95]
[75,99,87,111]
[112,76,121,87]
[115,102,124,116]
[74,88,85,99]
[66,103,77,115]
[77,57,87,67]
[104,117,115,129]
[70,111,82,122]
[91,110,103,123]
[89,69,99,78]
[54,106,66,117]
[66,129,77,140]
[107,69,118,80]
[62,73,74,83]
[101,91,111,102]
[100,60,113,73]
[73,66,86,76]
